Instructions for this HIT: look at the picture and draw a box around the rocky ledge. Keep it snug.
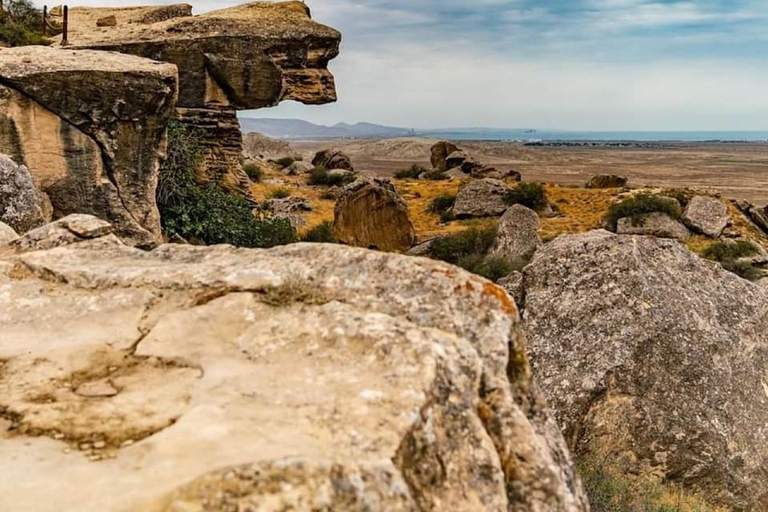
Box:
[0,220,587,512]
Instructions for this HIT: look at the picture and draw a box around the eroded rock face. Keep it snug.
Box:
[683,196,728,238]
[524,231,768,510]
[0,46,178,247]
[333,178,415,252]
[453,178,512,218]
[0,154,46,233]
[62,2,341,194]
[0,226,588,512]
[616,212,691,241]
[490,205,541,262]
[312,149,354,171]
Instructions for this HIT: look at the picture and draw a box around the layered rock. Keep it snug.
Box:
[0,154,47,232]
[524,230,768,510]
[453,178,512,218]
[0,46,178,247]
[683,196,728,238]
[60,2,341,196]
[0,222,588,512]
[312,148,354,171]
[333,178,415,252]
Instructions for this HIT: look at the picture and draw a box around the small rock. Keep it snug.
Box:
[616,212,692,241]
[11,214,115,251]
[683,196,729,238]
[586,174,628,189]
[74,380,119,398]
[453,179,512,218]
[78,443,92,451]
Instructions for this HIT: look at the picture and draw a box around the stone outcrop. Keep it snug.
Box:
[0,220,17,245]
[10,213,115,251]
[523,230,768,510]
[453,178,512,218]
[312,149,354,171]
[0,154,47,232]
[333,178,415,252]
[0,222,588,511]
[733,199,768,236]
[585,174,628,189]
[0,46,178,247]
[616,212,691,241]
[683,196,728,238]
[60,2,341,196]
[490,205,541,262]
[430,141,460,172]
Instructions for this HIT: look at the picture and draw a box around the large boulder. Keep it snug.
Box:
[453,178,512,218]
[585,174,628,189]
[0,234,588,511]
[490,204,541,262]
[333,178,415,252]
[683,196,729,238]
[312,149,354,172]
[616,212,692,241]
[523,230,768,510]
[0,154,46,233]
[430,140,460,172]
[0,46,178,247]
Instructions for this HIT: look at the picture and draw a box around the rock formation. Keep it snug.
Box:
[616,212,691,241]
[523,231,768,510]
[0,46,178,247]
[312,149,354,171]
[733,199,768,236]
[242,132,299,162]
[10,213,115,251]
[453,178,512,218]
[263,196,312,228]
[0,220,588,511]
[333,178,415,252]
[683,196,728,238]
[490,205,541,262]
[585,174,628,189]
[59,2,341,197]
[0,220,17,245]
[430,141,460,172]
[0,153,47,232]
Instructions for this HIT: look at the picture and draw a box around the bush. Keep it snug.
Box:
[701,240,759,262]
[301,221,336,243]
[428,226,498,265]
[270,157,295,169]
[428,193,456,215]
[308,167,356,187]
[661,188,696,208]
[157,120,297,248]
[395,164,427,179]
[504,182,548,211]
[268,187,292,199]
[320,190,337,201]
[605,194,683,231]
[457,254,514,282]
[0,0,56,47]
[243,162,263,182]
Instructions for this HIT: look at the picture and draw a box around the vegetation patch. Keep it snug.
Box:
[301,220,336,243]
[395,164,428,179]
[259,275,331,307]
[308,167,356,187]
[662,188,697,208]
[504,182,548,211]
[426,226,520,281]
[157,121,297,248]
[0,0,57,47]
[702,240,762,281]
[423,170,449,181]
[243,162,263,182]
[428,193,457,223]
[268,187,292,199]
[605,194,683,231]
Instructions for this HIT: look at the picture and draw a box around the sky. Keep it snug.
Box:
[69,0,768,131]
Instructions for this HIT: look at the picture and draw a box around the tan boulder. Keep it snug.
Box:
[333,178,416,252]
[585,174,628,189]
[430,140,460,172]
[312,148,354,171]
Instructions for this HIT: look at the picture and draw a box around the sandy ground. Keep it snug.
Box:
[291,139,768,207]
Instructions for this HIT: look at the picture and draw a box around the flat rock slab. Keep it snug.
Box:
[616,212,691,241]
[683,196,728,238]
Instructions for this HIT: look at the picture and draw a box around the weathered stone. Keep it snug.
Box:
[524,230,768,510]
[264,196,312,228]
[0,220,17,245]
[289,160,314,175]
[616,212,692,241]
[0,238,588,511]
[0,154,45,233]
[683,196,729,238]
[430,141,460,172]
[490,205,541,262]
[312,149,354,172]
[10,214,116,251]
[733,199,768,236]
[0,46,178,247]
[62,2,341,197]
[498,271,524,307]
[333,178,415,252]
[453,178,512,218]
[585,174,628,189]
[242,132,299,161]
[444,167,469,180]
[406,237,440,257]
[473,167,522,181]
[95,14,117,27]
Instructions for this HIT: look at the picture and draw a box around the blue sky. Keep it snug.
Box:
[75,0,768,130]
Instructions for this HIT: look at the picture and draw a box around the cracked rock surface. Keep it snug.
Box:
[0,220,587,512]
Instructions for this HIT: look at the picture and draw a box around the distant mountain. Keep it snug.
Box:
[238,118,414,139]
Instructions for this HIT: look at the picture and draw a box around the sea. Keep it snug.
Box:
[416,130,768,142]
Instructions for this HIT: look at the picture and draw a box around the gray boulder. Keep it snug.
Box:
[0,154,46,233]
[263,196,312,228]
[585,174,628,189]
[683,196,728,237]
[616,212,692,241]
[453,179,511,218]
[0,220,18,245]
[524,230,768,510]
[498,271,524,307]
[490,205,540,262]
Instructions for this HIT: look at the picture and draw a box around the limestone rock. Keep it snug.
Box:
[10,214,116,251]
[616,212,691,241]
[430,141,460,172]
[524,230,768,510]
[264,196,312,228]
[585,174,628,189]
[312,149,354,172]
[683,196,729,238]
[0,220,17,245]
[0,46,178,247]
[0,154,45,233]
[453,178,512,218]
[0,239,588,511]
[333,178,415,252]
[490,205,541,262]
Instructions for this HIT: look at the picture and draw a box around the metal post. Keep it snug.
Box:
[61,5,68,46]
[42,6,48,36]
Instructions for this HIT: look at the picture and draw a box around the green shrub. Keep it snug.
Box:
[270,157,295,169]
[243,162,263,182]
[662,188,696,208]
[395,164,427,179]
[0,0,56,47]
[504,182,548,211]
[456,254,514,282]
[320,190,337,201]
[268,187,292,199]
[702,240,759,262]
[428,226,498,265]
[308,167,356,187]
[721,260,763,281]
[428,193,456,215]
[301,221,336,243]
[605,194,683,231]
[157,120,297,248]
